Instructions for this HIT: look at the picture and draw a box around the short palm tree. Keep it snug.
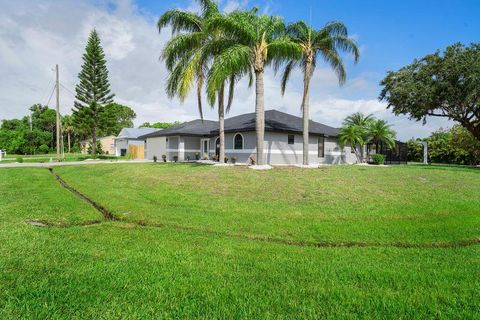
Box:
[342,112,373,161]
[367,119,396,152]
[343,112,374,127]
[207,9,300,165]
[159,0,235,162]
[338,124,364,163]
[279,21,359,165]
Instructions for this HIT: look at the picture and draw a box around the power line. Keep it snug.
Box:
[60,83,76,98]
[46,84,56,106]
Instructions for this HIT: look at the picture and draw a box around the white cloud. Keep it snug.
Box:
[0,0,453,141]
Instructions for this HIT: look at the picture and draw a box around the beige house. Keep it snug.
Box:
[80,135,116,155]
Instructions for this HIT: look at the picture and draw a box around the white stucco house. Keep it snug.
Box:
[114,127,158,156]
[138,110,358,165]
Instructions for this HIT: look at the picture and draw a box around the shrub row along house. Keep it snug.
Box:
[139,110,357,165]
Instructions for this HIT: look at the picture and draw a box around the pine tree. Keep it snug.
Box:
[72,29,114,154]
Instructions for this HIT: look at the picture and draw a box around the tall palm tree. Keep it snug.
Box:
[338,124,364,163]
[207,10,300,165]
[367,119,396,152]
[279,21,359,165]
[158,0,235,162]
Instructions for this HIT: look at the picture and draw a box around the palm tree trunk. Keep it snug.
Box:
[255,70,265,165]
[302,63,312,165]
[218,83,225,163]
[92,127,97,155]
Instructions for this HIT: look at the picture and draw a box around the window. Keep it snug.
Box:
[234,133,243,150]
[318,136,325,157]
[288,134,294,144]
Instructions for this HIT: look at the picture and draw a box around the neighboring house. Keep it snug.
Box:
[80,135,116,155]
[139,110,357,165]
[114,127,158,157]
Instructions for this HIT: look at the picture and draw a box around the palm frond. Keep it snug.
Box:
[158,10,202,34]
[206,44,251,101]
[161,32,203,70]
[226,75,235,113]
[280,60,296,96]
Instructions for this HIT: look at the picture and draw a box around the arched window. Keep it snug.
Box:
[234,133,243,150]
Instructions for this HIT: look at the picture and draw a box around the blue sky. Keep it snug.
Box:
[1,0,479,140]
[138,0,479,94]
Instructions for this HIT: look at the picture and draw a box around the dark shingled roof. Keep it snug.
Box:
[220,110,339,136]
[138,119,218,138]
[139,109,339,139]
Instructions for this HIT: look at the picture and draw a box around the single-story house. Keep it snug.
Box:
[114,127,158,156]
[139,109,357,165]
[80,135,116,155]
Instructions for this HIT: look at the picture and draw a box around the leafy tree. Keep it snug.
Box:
[380,43,480,142]
[449,124,480,164]
[72,29,115,155]
[207,9,300,165]
[279,21,359,165]
[101,103,136,136]
[140,121,182,129]
[406,139,423,162]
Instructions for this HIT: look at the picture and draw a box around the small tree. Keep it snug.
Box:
[72,29,114,155]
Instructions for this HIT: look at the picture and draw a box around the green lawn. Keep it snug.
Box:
[0,164,479,319]
[0,153,123,164]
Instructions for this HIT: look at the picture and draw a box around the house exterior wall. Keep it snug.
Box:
[146,131,357,165]
[115,139,128,156]
[145,137,166,160]
[80,136,115,155]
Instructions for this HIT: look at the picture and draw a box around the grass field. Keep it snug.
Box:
[0,164,479,318]
[0,153,123,164]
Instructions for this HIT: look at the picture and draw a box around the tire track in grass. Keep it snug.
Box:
[30,167,480,250]
[48,168,116,221]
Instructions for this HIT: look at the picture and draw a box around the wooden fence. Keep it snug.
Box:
[127,145,144,159]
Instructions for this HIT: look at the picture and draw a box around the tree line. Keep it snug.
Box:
[0,102,135,155]
[407,125,480,165]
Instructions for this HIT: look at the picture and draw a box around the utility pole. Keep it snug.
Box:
[55,64,60,161]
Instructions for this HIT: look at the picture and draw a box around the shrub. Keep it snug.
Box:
[162,154,167,162]
[153,156,157,163]
[372,154,386,165]
[186,155,191,161]
[249,155,256,165]
[38,144,49,154]
[173,155,178,162]
[16,156,23,163]
[203,155,208,160]
[231,156,237,164]
[195,152,200,160]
